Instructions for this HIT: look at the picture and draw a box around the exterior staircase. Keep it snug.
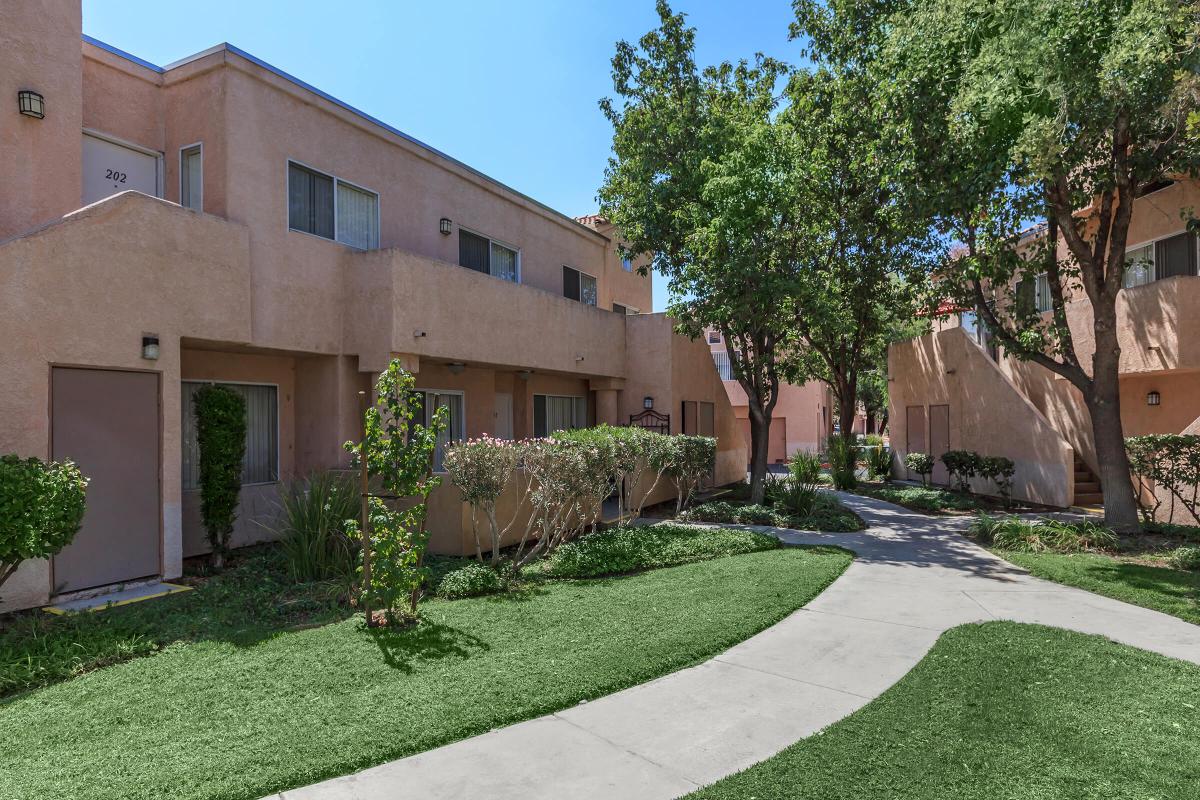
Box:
[1073,455,1104,508]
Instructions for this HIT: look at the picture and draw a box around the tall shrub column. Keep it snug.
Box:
[194,385,247,570]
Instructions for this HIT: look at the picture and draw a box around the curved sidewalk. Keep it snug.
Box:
[275,493,1200,800]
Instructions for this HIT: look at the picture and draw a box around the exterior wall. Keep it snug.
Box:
[889,328,1074,507]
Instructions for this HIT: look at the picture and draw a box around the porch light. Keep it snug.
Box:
[517,370,533,381]
[447,362,465,375]
[141,334,159,360]
[17,90,44,119]
[1147,391,1161,406]
[439,218,452,236]
[643,396,654,410]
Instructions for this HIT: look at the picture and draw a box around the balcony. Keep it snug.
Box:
[344,247,627,377]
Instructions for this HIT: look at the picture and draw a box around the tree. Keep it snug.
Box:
[879,0,1200,531]
[0,455,88,598]
[194,384,246,569]
[599,1,800,503]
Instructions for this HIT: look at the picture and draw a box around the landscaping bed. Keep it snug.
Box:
[677,491,865,532]
[0,544,852,800]
[686,622,1200,799]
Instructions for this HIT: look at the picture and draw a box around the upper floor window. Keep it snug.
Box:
[621,255,633,272]
[1034,273,1053,313]
[287,161,378,249]
[458,229,520,282]
[1124,231,1197,289]
[563,266,597,306]
[1123,243,1155,288]
[708,331,721,344]
[180,144,202,211]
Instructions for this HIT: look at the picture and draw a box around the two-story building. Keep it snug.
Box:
[0,1,744,612]
[889,179,1200,514]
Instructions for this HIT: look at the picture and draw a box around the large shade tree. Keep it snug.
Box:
[878,0,1200,530]
[599,1,801,502]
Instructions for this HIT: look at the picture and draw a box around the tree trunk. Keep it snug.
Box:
[1088,321,1140,532]
[747,407,771,504]
[865,412,876,435]
[837,392,857,447]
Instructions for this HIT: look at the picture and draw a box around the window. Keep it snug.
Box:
[180,144,202,211]
[563,266,597,306]
[621,256,633,272]
[533,395,587,437]
[1123,232,1198,287]
[287,161,378,248]
[458,229,519,282]
[711,350,733,380]
[1123,243,1155,288]
[413,390,465,472]
[708,331,721,344]
[1034,273,1053,313]
[182,382,279,490]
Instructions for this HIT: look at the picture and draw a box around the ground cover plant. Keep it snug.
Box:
[855,483,981,514]
[969,514,1117,553]
[0,546,852,800]
[686,622,1200,799]
[679,494,864,532]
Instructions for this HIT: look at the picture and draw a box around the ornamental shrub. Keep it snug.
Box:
[978,515,1117,553]
[1126,434,1200,524]
[443,435,520,564]
[865,445,893,481]
[904,452,934,486]
[1168,546,1200,571]
[669,435,717,514]
[435,562,508,599]
[940,450,982,493]
[0,455,89,597]
[274,471,360,582]
[343,360,447,625]
[979,456,1016,506]
[677,501,739,524]
[825,437,859,490]
[194,385,247,569]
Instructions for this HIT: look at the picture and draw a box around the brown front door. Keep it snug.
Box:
[928,404,950,485]
[51,367,160,593]
[905,405,927,481]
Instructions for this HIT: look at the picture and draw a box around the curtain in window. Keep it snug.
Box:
[490,242,518,282]
[182,382,279,490]
[1123,244,1155,288]
[336,182,379,249]
[459,230,490,273]
[1034,274,1053,312]
[288,163,334,239]
[1156,232,1196,279]
[534,395,585,437]
[419,391,464,472]
[181,146,202,210]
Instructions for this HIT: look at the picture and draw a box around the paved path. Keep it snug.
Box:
[276,493,1200,800]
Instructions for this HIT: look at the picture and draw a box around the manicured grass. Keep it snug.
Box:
[532,522,780,579]
[855,483,981,514]
[0,546,852,800]
[688,622,1200,800]
[1001,550,1200,624]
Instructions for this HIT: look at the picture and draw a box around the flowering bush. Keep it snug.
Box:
[443,435,520,564]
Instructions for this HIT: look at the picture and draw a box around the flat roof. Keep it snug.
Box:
[81,35,606,240]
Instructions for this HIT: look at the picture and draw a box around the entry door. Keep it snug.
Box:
[494,393,514,439]
[82,133,160,206]
[904,405,927,481]
[52,368,160,593]
[929,404,950,485]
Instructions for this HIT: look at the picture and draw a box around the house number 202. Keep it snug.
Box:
[105,169,127,183]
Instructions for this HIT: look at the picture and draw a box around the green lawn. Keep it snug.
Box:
[688,622,1200,800]
[1000,550,1200,624]
[0,546,851,800]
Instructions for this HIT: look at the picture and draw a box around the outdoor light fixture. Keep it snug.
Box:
[439,218,452,236]
[1147,391,1161,406]
[517,369,533,381]
[413,329,426,338]
[447,362,466,375]
[17,90,44,119]
[141,334,160,360]
[643,396,654,410]
[575,355,585,363]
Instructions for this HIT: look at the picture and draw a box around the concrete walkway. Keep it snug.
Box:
[276,493,1200,800]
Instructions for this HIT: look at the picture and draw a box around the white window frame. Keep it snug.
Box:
[1033,272,1053,313]
[414,388,466,473]
[179,141,203,212]
[1123,228,1196,288]
[286,158,380,250]
[458,225,522,283]
[181,379,281,490]
[564,265,599,306]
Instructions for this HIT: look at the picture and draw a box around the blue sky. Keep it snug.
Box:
[81,0,802,311]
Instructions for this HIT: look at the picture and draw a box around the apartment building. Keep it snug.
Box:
[0,1,744,612]
[706,330,834,462]
[890,179,1200,512]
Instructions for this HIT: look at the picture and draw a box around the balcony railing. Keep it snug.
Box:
[711,350,732,381]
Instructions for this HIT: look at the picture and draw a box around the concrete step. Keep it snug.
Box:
[1074,492,1104,505]
[1075,481,1101,493]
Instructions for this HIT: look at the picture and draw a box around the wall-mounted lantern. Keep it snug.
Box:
[643,396,654,410]
[1147,390,1161,406]
[439,218,452,236]
[517,369,533,381]
[141,334,160,361]
[447,362,466,375]
[18,90,44,119]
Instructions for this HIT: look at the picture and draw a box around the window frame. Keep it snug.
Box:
[621,255,634,272]
[456,225,522,283]
[181,379,281,490]
[563,265,598,306]
[1033,272,1053,313]
[179,141,203,212]
[286,158,380,249]
[1124,228,1197,286]
[533,393,588,437]
[413,387,466,474]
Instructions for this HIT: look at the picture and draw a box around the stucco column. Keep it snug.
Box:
[595,388,620,426]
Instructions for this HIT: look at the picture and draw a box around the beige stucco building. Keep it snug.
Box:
[890,179,1200,515]
[0,1,744,612]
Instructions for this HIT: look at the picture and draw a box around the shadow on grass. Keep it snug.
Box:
[366,621,490,673]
